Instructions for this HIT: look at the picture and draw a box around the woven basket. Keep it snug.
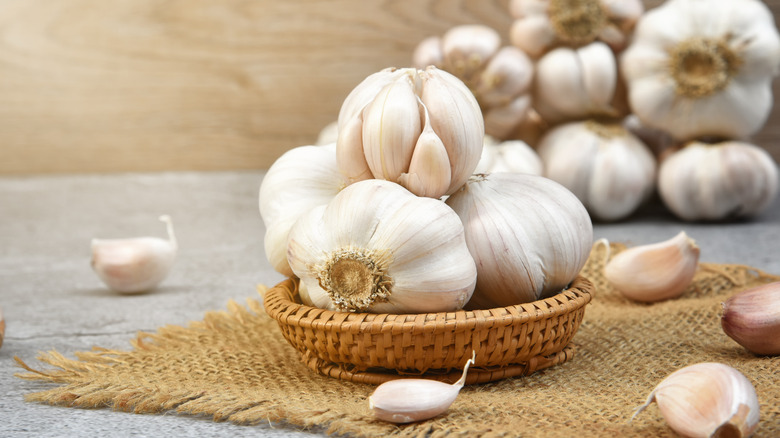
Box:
[263,276,593,384]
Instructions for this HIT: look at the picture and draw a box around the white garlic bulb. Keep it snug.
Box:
[633,363,760,438]
[621,0,780,141]
[534,42,623,123]
[475,136,543,175]
[537,120,656,222]
[336,66,484,199]
[91,215,177,294]
[445,173,592,308]
[604,231,700,303]
[658,141,779,221]
[287,179,477,313]
[412,26,534,141]
[509,0,644,58]
[259,143,347,276]
[369,352,475,423]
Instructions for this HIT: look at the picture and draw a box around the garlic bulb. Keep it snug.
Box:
[91,215,177,294]
[534,42,624,123]
[621,0,780,141]
[287,179,477,313]
[722,281,780,356]
[657,141,779,221]
[445,173,592,308]
[622,114,675,159]
[336,66,484,199]
[509,0,644,58]
[369,351,475,423]
[633,363,760,438]
[537,120,656,221]
[412,26,534,140]
[475,136,543,175]
[604,231,700,303]
[259,144,347,276]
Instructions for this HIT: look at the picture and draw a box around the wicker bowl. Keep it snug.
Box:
[263,276,593,384]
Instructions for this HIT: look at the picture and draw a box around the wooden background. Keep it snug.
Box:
[1,0,779,174]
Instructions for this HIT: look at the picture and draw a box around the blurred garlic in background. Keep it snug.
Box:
[658,141,779,221]
[259,144,347,276]
[91,215,177,294]
[622,114,676,160]
[412,25,534,141]
[621,0,780,142]
[508,0,644,59]
[537,120,656,221]
[475,136,543,175]
[336,66,484,199]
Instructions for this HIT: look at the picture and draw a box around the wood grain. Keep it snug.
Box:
[0,0,778,174]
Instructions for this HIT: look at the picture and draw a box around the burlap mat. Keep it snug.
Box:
[15,243,780,437]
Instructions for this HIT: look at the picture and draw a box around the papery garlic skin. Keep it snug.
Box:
[336,66,484,198]
[475,136,543,175]
[537,120,656,221]
[534,42,622,123]
[509,0,644,58]
[412,27,534,141]
[258,144,347,276]
[722,281,780,356]
[604,231,700,303]
[633,363,760,438]
[445,173,592,308]
[91,215,177,294]
[287,179,477,313]
[658,141,779,222]
[621,0,780,141]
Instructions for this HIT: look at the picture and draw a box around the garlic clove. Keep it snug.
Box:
[474,46,533,108]
[604,231,699,302]
[91,215,177,294]
[397,105,451,198]
[441,25,501,82]
[633,362,760,438]
[721,281,780,356]
[336,108,373,184]
[412,35,443,69]
[509,14,556,59]
[483,94,533,140]
[369,352,475,423]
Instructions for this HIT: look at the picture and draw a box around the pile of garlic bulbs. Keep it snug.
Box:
[260,66,593,314]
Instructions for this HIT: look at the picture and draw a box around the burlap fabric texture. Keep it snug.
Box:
[15,243,780,437]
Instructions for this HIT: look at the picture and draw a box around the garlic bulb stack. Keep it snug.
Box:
[445,173,592,308]
[509,0,644,59]
[633,363,760,438]
[412,25,534,141]
[621,0,780,142]
[259,144,347,276]
[657,141,779,221]
[537,120,656,221]
[475,136,543,175]
[287,179,477,313]
[336,66,484,199]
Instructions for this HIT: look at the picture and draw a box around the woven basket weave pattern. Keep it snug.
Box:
[263,276,593,382]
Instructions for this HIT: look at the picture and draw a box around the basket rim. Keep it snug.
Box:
[263,275,593,331]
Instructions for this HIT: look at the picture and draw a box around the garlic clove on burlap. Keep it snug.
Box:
[604,231,700,303]
[633,363,760,438]
[721,281,780,356]
[475,136,543,175]
[657,140,780,222]
[445,173,592,308]
[536,120,656,221]
[534,42,621,123]
[620,0,780,141]
[369,351,475,423]
[91,215,177,294]
[336,67,484,198]
[287,179,477,313]
[508,0,644,58]
[259,144,347,276]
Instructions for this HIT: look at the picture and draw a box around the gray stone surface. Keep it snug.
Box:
[1,171,778,437]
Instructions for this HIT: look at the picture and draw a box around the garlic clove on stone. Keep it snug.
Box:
[369,352,475,423]
[721,281,780,356]
[91,215,177,294]
[604,231,699,303]
[633,363,760,438]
